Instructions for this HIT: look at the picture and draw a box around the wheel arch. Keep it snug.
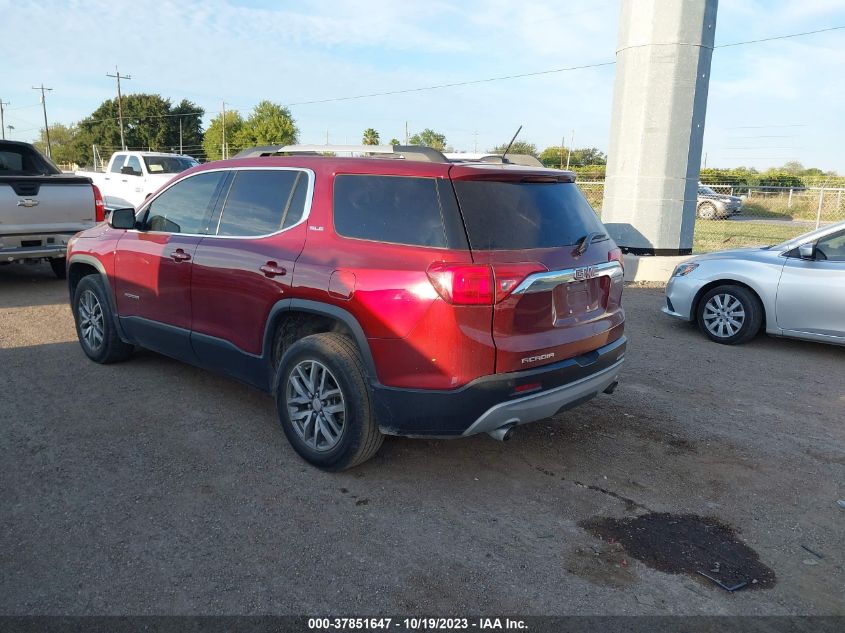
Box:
[67,254,130,342]
[691,278,767,330]
[263,299,379,389]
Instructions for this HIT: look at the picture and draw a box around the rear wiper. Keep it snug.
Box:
[575,231,607,255]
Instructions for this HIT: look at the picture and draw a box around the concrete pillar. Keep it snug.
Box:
[600,0,718,255]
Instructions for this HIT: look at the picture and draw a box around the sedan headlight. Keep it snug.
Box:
[673,263,699,277]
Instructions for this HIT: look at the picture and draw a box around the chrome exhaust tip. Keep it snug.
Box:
[488,425,515,442]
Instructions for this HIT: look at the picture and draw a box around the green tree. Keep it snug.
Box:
[538,146,606,168]
[167,99,205,155]
[362,128,380,145]
[33,123,87,166]
[491,141,538,157]
[235,100,298,149]
[388,138,401,146]
[408,128,446,151]
[202,110,244,161]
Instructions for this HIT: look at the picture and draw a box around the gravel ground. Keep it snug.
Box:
[1,263,843,615]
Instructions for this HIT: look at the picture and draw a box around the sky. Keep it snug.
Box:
[1,0,844,172]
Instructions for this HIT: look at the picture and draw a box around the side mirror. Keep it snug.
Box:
[798,243,816,260]
[120,166,140,176]
[109,207,136,230]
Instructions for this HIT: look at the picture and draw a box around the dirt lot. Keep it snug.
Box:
[1,263,843,615]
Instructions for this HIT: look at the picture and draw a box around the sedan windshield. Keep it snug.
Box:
[699,186,717,195]
[143,156,198,174]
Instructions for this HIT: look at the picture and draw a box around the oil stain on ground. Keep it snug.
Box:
[579,513,777,590]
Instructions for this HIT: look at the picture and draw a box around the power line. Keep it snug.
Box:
[282,61,617,107]
[715,25,845,48]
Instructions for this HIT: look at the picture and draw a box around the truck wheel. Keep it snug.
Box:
[49,258,67,279]
[275,333,383,471]
[72,275,134,363]
[697,285,763,345]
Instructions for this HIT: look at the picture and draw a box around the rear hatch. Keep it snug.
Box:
[449,164,624,374]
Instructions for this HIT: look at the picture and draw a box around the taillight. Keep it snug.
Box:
[608,246,624,270]
[427,263,494,305]
[92,185,105,222]
[427,262,546,305]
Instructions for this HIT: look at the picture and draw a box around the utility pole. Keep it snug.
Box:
[106,66,131,150]
[473,130,478,153]
[6,125,14,139]
[179,117,183,154]
[32,84,53,158]
[405,121,409,145]
[565,129,575,170]
[221,101,227,159]
[0,99,8,140]
[559,135,564,169]
[326,129,329,145]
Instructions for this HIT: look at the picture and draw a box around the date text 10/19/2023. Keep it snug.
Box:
[308,618,528,630]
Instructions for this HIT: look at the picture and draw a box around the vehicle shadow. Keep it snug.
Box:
[0,262,68,309]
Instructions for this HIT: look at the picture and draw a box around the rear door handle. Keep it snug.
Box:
[170,249,191,262]
[260,261,286,278]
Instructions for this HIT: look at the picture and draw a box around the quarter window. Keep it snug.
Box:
[333,175,447,248]
[215,170,308,237]
[141,171,225,234]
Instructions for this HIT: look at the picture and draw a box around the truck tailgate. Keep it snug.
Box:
[0,176,96,235]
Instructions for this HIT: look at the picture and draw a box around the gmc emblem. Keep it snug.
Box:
[574,266,597,281]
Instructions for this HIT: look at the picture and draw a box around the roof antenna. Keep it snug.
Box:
[500,125,523,164]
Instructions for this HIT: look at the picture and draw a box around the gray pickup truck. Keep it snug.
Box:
[0,140,102,278]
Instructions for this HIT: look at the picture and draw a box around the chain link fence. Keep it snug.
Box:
[576,181,845,253]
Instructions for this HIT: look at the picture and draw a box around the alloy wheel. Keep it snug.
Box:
[286,360,346,452]
[703,293,746,338]
[78,289,105,351]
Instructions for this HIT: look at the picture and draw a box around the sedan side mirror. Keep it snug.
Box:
[798,243,816,260]
[109,207,136,230]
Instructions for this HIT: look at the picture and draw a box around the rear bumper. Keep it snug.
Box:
[1,244,67,261]
[372,336,626,437]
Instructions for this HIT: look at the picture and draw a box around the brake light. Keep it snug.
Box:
[608,246,624,270]
[92,185,105,222]
[427,263,494,305]
[427,262,546,305]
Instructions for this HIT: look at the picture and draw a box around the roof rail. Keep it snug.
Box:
[232,144,449,163]
[443,152,546,168]
[477,154,545,167]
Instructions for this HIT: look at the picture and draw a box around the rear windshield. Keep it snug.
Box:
[453,180,605,250]
[0,144,61,176]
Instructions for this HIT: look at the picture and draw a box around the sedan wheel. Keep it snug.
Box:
[696,284,763,345]
[702,293,745,339]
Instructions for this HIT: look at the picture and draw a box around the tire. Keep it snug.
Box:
[696,285,763,345]
[697,202,719,220]
[275,333,383,471]
[72,275,134,363]
[49,257,67,279]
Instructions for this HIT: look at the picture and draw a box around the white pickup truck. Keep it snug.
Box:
[77,151,198,209]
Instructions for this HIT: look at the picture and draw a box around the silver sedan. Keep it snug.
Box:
[663,221,845,345]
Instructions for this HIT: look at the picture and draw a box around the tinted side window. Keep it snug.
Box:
[142,171,224,234]
[816,230,845,262]
[215,170,308,236]
[0,150,23,171]
[126,156,142,175]
[453,180,605,250]
[333,175,447,248]
[110,155,126,173]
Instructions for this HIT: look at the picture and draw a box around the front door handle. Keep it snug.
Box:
[170,249,191,262]
[260,261,287,278]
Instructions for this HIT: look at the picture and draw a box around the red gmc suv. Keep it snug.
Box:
[66,145,625,470]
